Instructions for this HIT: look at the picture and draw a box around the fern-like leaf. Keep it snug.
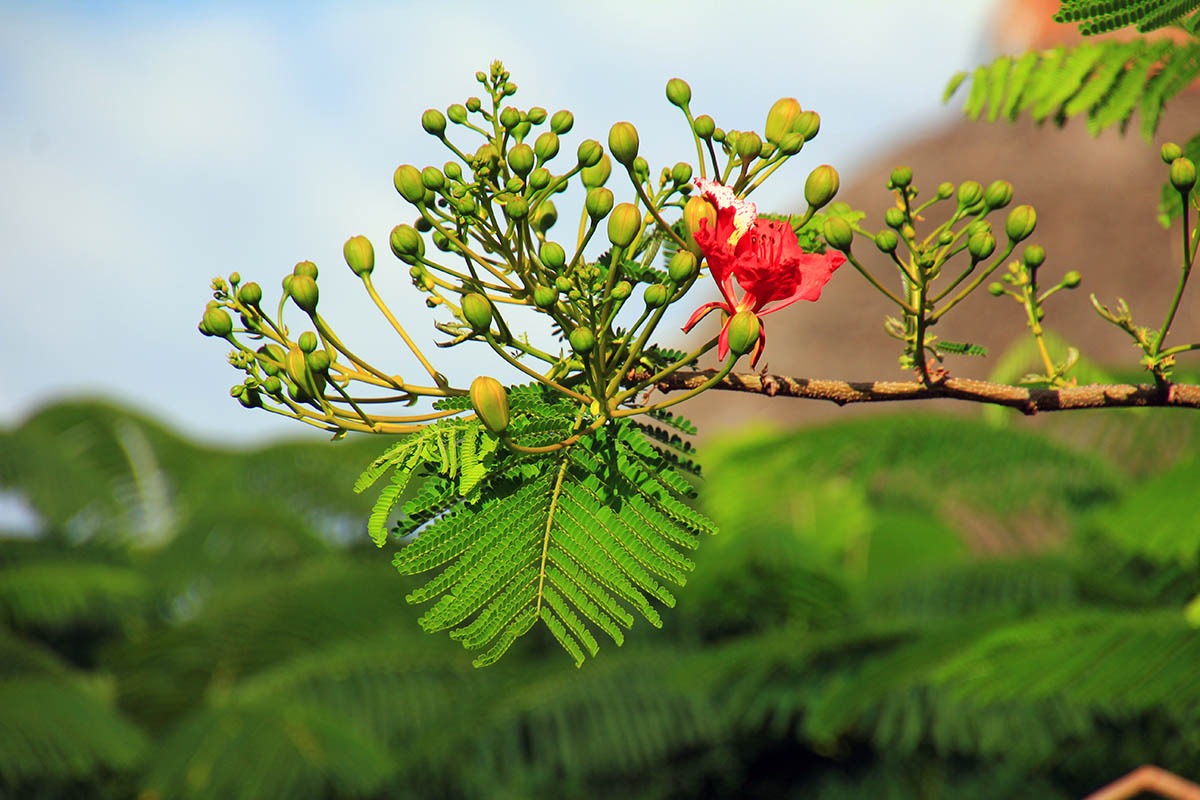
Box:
[1056,0,1200,34]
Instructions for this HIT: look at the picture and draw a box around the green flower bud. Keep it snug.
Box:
[550,109,574,134]
[554,276,572,292]
[238,282,263,306]
[988,282,1005,296]
[1023,245,1046,269]
[726,311,761,357]
[262,375,282,395]
[671,162,693,185]
[890,166,913,188]
[632,156,649,182]
[804,165,840,210]
[643,283,669,307]
[1170,157,1197,192]
[534,131,559,163]
[966,219,992,237]
[937,182,955,199]
[461,293,493,332]
[527,106,547,125]
[469,376,510,436]
[776,132,804,156]
[444,161,463,181]
[581,154,612,188]
[967,231,996,260]
[1063,270,1082,288]
[683,195,717,257]
[693,115,715,140]
[1005,205,1037,242]
[1161,142,1183,164]
[540,241,566,270]
[466,95,482,111]
[794,110,820,141]
[394,164,425,204]
[875,230,899,253]
[499,106,520,129]
[665,77,692,108]
[735,130,762,163]
[343,235,375,277]
[297,330,317,353]
[611,280,632,301]
[506,143,535,177]
[957,180,983,208]
[389,224,424,262]
[533,285,559,309]
[585,187,614,221]
[668,250,698,282]
[230,383,245,398]
[305,349,330,374]
[505,177,525,193]
[420,166,444,191]
[421,108,446,137]
[608,121,639,167]
[823,216,853,251]
[576,139,603,168]
[289,275,319,312]
[506,196,529,220]
[569,326,595,354]
[202,307,233,337]
[528,167,551,190]
[447,104,467,124]
[293,261,318,279]
[531,201,557,233]
[607,202,641,248]
[432,230,451,252]
[984,179,1014,210]
[885,208,906,229]
[256,344,286,376]
[938,230,954,246]
[765,98,802,145]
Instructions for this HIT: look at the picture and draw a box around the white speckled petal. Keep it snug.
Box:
[693,177,757,246]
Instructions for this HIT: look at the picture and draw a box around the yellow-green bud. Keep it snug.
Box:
[671,162,693,185]
[343,235,375,277]
[777,132,804,156]
[506,196,529,220]
[585,187,614,221]
[288,275,317,313]
[984,179,1014,210]
[393,164,425,204]
[611,280,632,301]
[633,156,649,182]
[884,208,905,229]
[967,231,996,260]
[256,344,286,376]
[726,311,761,357]
[736,130,762,163]
[1023,245,1046,269]
[533,285,559,309]
[507,143,535,177]
[794,110,820,141]
[202,307,232,337]
[693,115,715,140]
[1170,157,1197,193]
[643,283,668,307]
[531,200,557,233]
[262,375,282,394]
[534,131,559,163]
[823,217,853,251]
[607,202,641,248]
[550,109,574,135]
[581,154,611,188]
[1161,142,1183,164]
[421,109,446,136]
[293,261,318,279]
[988,282,1005,296]
[528,167,551,191]
[527,106,547,125]
[444,161,463,181]
[499,106,520,129]
[683,195,717,257]
[1005,205,1037,242]
[608,121,639,167]
[665,78,691,108]
[554,276,572,293]
[298,331,318,353]
[462,293,493,332]
[469,376,510,436]
[804,165,839,210]
[569,327,595,354]
[420,166,444,191]
[238,282,262,306]
[937,182,954,199]
[890,166,913,188]
[765,98,802,145]
[447,103,467,124]
[466,95,482,111]
[875,230,899,253]
[389,225,424,263]
[306,350,330,374]
[1063,270,1082,288]
[668,250,698,282]
[957,180,983,208]
[540,241,566,270]
[576,139,603,168]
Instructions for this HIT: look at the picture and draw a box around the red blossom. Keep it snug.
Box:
[682,178,845,367]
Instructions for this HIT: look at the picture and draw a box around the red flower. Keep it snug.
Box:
[683,178,845,367]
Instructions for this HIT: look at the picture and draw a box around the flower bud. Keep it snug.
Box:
[554,276,572,293]
[298,330,317,353]
[420,167,444,192]
[533,285,559,309]
[581,154,611,188]
[294,261,318,279]
[550,109,574,134]
[890,166,913,188]
[938,230,954,246]
[794,110,820,141]
[885,208,905,229]
[507,143,535,177]
[607,202,641,248]
[506,196,529,220]
[256,344,286,375]
[531,200,557,233]
[569,327,595,354]
[693,115,715,140]
[988,282,1005,296]
[306,349,330,374]
[394,164,425,204]
[534,131,559,163]
[671,162,693,185]
[875,230,899,253]
[469,376,510,436]
[823,217,853,251]
[668,250,698,282]
[683,195,717,256]
[576,139,603,168]
[390,225,425,262]
[262,375,282,395]
[462,293,493,332]
[735,130,762,163]
[202,307,233,337]
[527,106,547,125]
[1062,270,1082,288]
[540,241,566,270]
[1170,157,1197,192]
[466,95,482,111]
[608,122,639,167]
[421,109,446,137]
[343,235,375,277]
[966,219,992,237]
[611,280,632,301]
[774,132,802,156]
[1161,142,1183,164]
[1023,245,1046,269]
[1005,205,1037,242]
[447,103,467,124]
[643,283,669,307]
[286,346,317,399]
[632,156,650,181]
[725,311,761,357]
[665,78,692,108]
[585,187,614,221]
[984,180,1014,210]
[958,181,984,209]
[238,282,263,306]
[967,231,996,260]
[805,165,840,210]
[289,275,319,312]
[499,106,520,129]
[937,182,955,199]
[764,98,802,145]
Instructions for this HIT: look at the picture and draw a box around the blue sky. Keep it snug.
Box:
[0,0,999,445]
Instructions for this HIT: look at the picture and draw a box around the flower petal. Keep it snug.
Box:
[682,301,729,333]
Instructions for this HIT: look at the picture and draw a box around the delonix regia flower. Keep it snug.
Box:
[683,178,846,367]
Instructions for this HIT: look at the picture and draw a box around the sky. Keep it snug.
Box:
[0,0,1000,446]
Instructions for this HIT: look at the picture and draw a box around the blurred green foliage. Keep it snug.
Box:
[1,399,1198,799]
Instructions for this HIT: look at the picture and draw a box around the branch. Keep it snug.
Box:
[654,371,1200,414]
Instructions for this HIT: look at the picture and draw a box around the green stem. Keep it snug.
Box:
[612,357,735,418]
[1153,193,1194,357]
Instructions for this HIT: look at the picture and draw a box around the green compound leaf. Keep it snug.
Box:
[1055,0,1200,35]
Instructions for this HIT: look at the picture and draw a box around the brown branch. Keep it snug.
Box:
[653,371,1200,414]
[1082,765,1200,800]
